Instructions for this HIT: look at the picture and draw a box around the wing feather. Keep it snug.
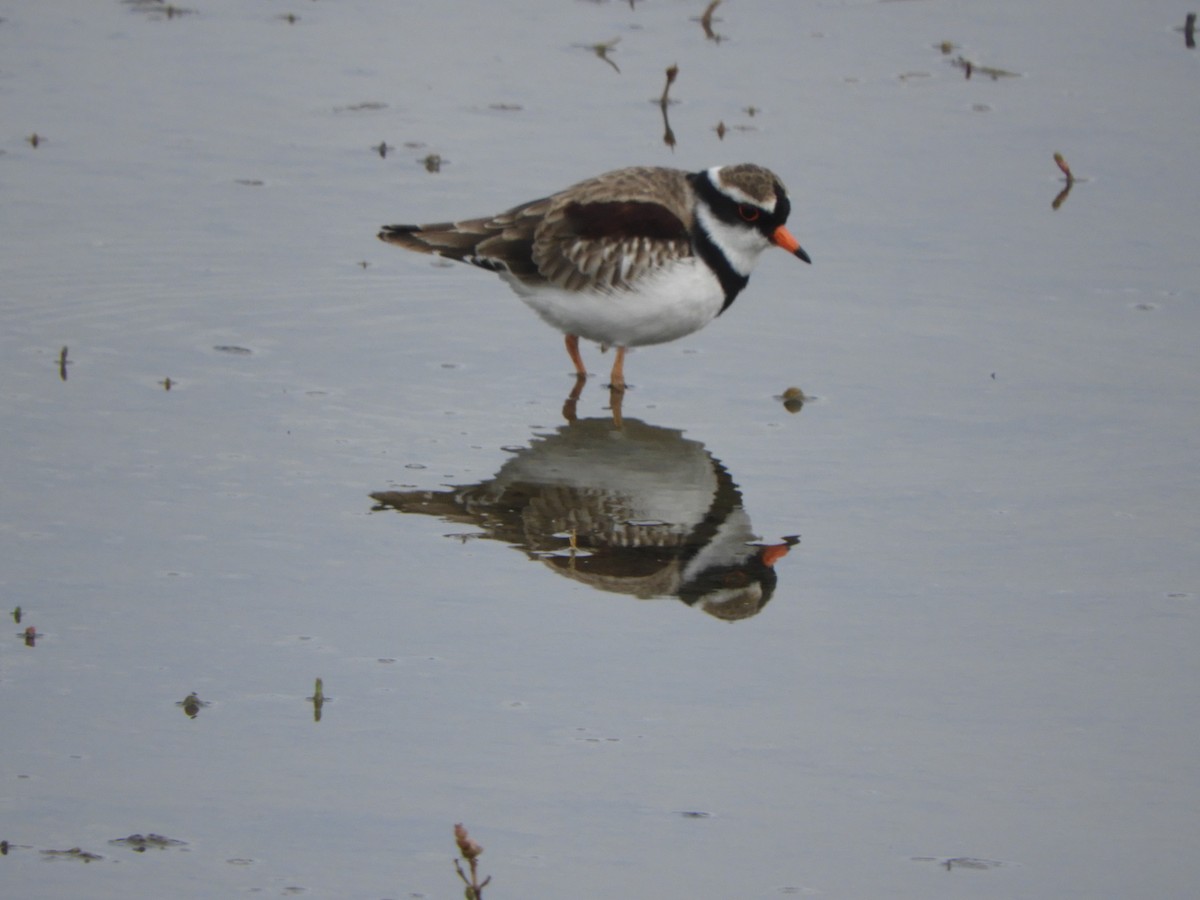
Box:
[380,166,697,292]
[531,167,695,292]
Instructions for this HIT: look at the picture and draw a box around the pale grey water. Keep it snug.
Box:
[2,1,1199,898]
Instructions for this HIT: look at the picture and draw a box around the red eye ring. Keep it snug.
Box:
[738,204,760,222]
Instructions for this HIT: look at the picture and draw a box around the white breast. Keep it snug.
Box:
[506,259,727,349]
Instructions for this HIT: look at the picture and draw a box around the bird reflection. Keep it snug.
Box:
[370,417,797,620]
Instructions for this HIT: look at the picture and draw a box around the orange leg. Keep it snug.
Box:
[562,369,586,422]
[608,383,624,429]
[609,346,627,392]
[564,334,587,378]
[562,334,588,422]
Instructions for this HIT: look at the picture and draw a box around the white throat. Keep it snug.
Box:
[694,203,772,276]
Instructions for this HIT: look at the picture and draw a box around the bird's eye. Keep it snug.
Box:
[738,204,760,222]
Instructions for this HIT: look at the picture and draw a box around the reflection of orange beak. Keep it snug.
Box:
[772,225,811,264]
[760,543,792,567]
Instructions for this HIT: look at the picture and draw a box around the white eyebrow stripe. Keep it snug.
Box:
[707,166,778,213]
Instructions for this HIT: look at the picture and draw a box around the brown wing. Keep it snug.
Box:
[379,166,696,291]
[530,167,696,292]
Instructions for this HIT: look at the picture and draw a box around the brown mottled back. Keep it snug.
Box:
[379,167,698,292]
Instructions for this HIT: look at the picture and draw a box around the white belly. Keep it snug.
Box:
[506,259,727,348]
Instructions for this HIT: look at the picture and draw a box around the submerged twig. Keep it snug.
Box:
[659,65,679,149]
[308,677,326,722]
[950,55,1019,80]
[660,63,679,106]
[41,847,102,862]
[1054,152,1074,183]
[697,0,725,42]
[578,37,621,73]
[453,824,491,899]
[1051,152,1075,210]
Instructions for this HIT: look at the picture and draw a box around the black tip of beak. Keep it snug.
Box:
[794,246,812,264]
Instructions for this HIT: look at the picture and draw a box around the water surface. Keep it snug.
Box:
[2,1,1198,897]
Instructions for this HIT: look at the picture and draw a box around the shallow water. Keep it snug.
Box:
[3,1,1199,897]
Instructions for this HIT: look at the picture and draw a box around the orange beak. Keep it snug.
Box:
[772,225,811,263]
[760,543,793,567]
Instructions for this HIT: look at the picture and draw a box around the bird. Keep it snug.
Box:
[378,163,810,391]
[370,415,798,620]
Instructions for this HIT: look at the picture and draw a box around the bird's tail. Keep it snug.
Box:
[377,220,495,262]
